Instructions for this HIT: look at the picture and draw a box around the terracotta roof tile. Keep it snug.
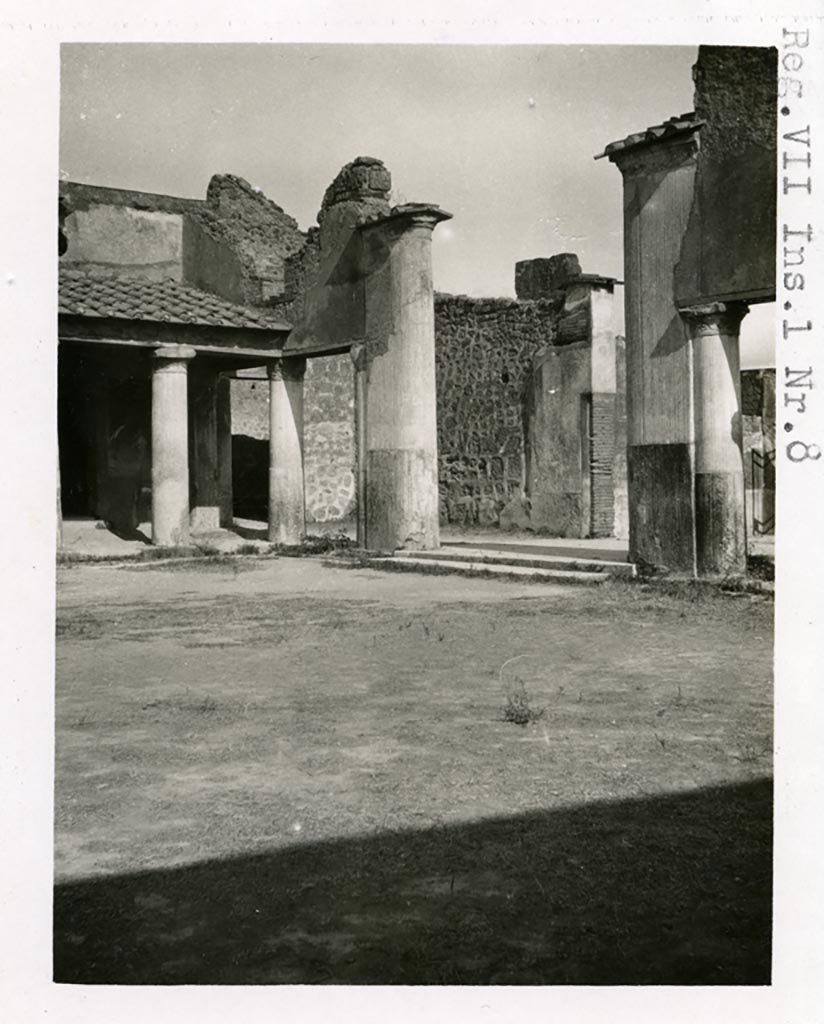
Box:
[58,269,292,332]
[595,112,703,160]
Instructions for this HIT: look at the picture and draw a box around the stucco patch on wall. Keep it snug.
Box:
[63,205,184,280]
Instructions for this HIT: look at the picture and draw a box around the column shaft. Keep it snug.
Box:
[268,358,306,545]
[683,303,748,576]
[151,345,195,546]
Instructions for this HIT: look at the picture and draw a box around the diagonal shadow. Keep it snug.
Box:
[54,778,772,986]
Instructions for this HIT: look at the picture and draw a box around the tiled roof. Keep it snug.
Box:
[595,112,703,160]
[58,269,291,332]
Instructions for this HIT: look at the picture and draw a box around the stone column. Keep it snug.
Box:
[217,375,233,528]
[607,134,701,573]
[681,302,748,576]
[151,344,196,546]
[189,367,220,532]
[268,357,306,545]
[351,342,368,548]
[360,204,451,551]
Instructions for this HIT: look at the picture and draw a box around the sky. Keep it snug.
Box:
[59,43,775,366]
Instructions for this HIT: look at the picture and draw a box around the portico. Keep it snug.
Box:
[58,270,295,547]
[57,158,452,553]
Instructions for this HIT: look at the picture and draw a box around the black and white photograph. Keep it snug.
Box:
[2,2,823,1020]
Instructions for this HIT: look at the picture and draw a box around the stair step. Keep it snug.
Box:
[363,556,610,584]
[395,546,636,577]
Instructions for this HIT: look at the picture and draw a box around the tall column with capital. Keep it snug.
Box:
[268,357,306,545]
[682,302,748,576]
[151,344,196,546]
[606,131,702,573]
[360,203,451,551]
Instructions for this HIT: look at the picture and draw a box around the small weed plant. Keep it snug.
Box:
[501,679,545,727]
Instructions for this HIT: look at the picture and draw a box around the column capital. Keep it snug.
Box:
[268,357,307,383]
[153,344,197,364]
[350,342,368,373]
[360,202,453,235]
[679,301,749,337]
[606,132,700,180]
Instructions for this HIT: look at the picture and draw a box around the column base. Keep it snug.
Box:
[268,515,305,547]
[627,442,695,573]
[365,448,439,552]
[151,505,191,548]
[190,506,221,532]
[695,471,746,576]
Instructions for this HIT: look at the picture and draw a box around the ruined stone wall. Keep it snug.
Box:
[674,46,777,305]
[190,174,306,305]
[60,176,307,307]
[434,294,557,525]
[230,359,356,525]
[302,354,356,523]
[590,392,617,537]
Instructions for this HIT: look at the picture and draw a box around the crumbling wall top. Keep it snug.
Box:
[319,156,392,218]
[515,254,582,301]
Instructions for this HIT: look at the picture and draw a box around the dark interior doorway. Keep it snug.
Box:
[58,346,95,516]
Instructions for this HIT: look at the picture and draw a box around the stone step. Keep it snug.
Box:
[362,556,610,585]
[395,545,637,578]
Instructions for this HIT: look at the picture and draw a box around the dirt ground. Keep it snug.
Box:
[54,555,773,985]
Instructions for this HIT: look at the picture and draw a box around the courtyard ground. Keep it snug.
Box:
[54,555,773,985]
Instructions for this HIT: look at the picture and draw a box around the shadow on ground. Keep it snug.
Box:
[54,777,771,986]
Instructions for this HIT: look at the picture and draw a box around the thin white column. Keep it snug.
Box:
[268,357,306,545]
[151,344,195,546]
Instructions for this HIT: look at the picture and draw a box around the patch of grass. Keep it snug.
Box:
[58,551,138,565]
[272,533,357,558]
[59,542,271,566]
[141,695,219,715]
[745,554,775,583]
[144,545,202,560]
[236,543,265,555]
[609,575,772,604]
[128,555,261,573]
